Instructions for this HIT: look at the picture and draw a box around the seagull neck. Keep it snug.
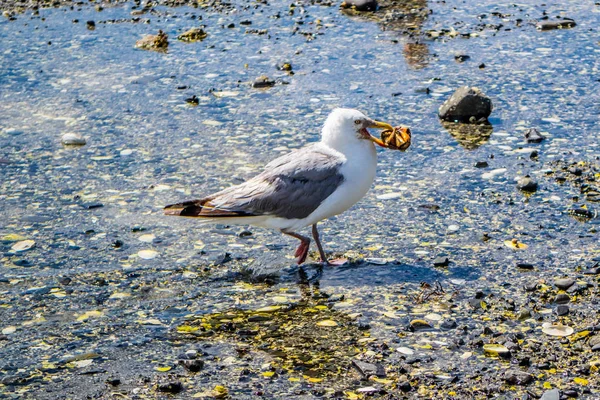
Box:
[321,136,374,157]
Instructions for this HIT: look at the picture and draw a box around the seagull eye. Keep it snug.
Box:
[354,119,362,125]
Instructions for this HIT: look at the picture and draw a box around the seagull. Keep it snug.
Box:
[164,108,406,265]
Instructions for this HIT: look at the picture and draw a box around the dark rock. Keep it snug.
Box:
[563,389,578,398]
[478,63,485,69]
[554,294,570,304]
[398,381,412,392]
[583,265,600,275]
[555,305,569,316]
[433,256,450,267]
[252,76,275,88]
[355,318,371,331]
[157,381,183,394]
[524,282,538,292]
[516,262,534,270]
[438,86,493,122]
[540,389,560,400]
[475,161,488,168]
[524,128,545,143]
[185,95,199,105]
[106,377,121,386]
[536,19,576,30]
[454,54,470,62]
[504,341,520,351]
[86,20,95,30]
[504,370,533,385]
[517,308,532,320]
[588,335,600,348]
[592,344,600,352]
[180,359,204,372]
[409,319,433,331]
[554,278,575,290]
[517,176,538,192]
[352,360,385,377]
[340,0,378,12]
[440,319,457,330]
[238,230,253,238]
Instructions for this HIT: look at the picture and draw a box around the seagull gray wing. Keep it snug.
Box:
[164,144,346,220]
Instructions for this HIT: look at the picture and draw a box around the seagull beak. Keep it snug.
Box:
[367,120,395,147]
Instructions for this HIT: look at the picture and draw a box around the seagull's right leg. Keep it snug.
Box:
[282,230,311,264]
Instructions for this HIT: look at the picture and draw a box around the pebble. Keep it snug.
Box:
[11,240,35,252]
[180,359,204,372]
[454,54,470,62]
[540,389,560,400]
[438,86,493,122]
[554,294,570,304]
[554,278,575,290]
[523,128,545,143]
[588,335,600,348]
[409,319,433,331]
[398,381,411,392]
[340,0,378,12]
[503,370,533,385]
[433,256,450,267]
[516,176,538,192]
[475,161,488,168]
[582,266,600,275]
[536,19,576,30]
[252,76,275,88]
[516,262,534,270]
[555,305,569,316]
[157,381,183,394]
[352,360,385,377]
[440,319,457,330]
[61,133,86,146]
[138,249,158,260]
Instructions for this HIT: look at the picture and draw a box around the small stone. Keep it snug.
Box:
[517,176,538,192]
[517,308,532,320]
[86,20,95,29]
[438,86,493,122]
[475,161,488,168]
[523,128,545,143]
[540,389,560,400]
[252,76,275,88]
[582,265,600,275]
[340,0,378,12]
[177,27,207,42]
[592,344,600,352]
[433,256,450,267]
[454,54,470,62]
[185,95,199,105]
[157,381,183,394]
[181,359,204,372]
[440,319,457,330]
[352,360,385,377]
[554,294,570,304]
[478,63,485,69]
[536,19,576,30]
[276,62,293,72]
[106,377,121,386]
[398,381,411,392]
[135,30,168,52]
[516,262,534,270]
[588,335,600,348]
[554,278,575,290]
[238,230,253,238]
[61,133,86,146]
[524,282,538,292]
[503,370,533,385]
[556,305,569,316]
[409,319,433,331]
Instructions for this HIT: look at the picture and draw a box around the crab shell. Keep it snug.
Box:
[380,126,411,151]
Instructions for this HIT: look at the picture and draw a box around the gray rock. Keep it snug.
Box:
[352,360,385,377]
[61,133,86,146]
[536,19,576,30]
[516,262,534,270]
[555,305,569,316]
[554,294,570,304]
[540,388,560,400]
[554,278,575,290]
[438,86,493,122]
[503,370,533,385]
[588,335,600,348]
[517,176,538,192]
[583,265,600,275]
[524,128,545,143]
[433,256,450,267]
[340,0,377,11]
[252,76,275,88]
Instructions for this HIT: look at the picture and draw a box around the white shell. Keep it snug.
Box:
[61,133,86,146]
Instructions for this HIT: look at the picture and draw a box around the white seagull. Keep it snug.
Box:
[164,108,410,265]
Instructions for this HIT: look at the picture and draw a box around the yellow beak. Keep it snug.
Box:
[367,120,395,147]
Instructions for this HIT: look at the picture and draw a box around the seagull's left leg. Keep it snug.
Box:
[282,230,311,264]
[312,223,348,266]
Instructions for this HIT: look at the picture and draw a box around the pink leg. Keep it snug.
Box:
[312,224,348,266]
[282,230,311,265]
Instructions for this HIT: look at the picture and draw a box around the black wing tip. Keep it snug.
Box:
[164,201,203,216]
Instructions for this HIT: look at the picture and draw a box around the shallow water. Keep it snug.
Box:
[1,0,599,398]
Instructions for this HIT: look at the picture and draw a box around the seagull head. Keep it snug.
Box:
[321,108,394,151]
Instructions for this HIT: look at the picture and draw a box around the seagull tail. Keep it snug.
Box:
[164,199,256,218]
[164,200,207,217]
